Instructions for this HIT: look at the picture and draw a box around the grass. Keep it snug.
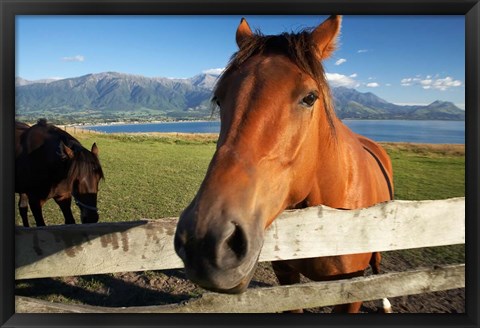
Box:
[86,133,215,221]
[383,143,464,200]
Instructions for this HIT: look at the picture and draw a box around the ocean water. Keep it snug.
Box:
[84,120,465,144]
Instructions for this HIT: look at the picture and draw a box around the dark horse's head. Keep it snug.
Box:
[175,16,342,293]
[64,141,104,223]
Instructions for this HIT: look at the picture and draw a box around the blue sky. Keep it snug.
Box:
[16,15,465,108]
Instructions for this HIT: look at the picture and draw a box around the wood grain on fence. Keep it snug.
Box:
[16,198,465,280]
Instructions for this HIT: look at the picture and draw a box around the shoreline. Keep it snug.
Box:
[76,118,465,128]
[72,119,218,128]
[70,120,464,145]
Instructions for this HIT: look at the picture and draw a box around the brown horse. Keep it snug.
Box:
[174,16,394,313]
[15,119,104,227]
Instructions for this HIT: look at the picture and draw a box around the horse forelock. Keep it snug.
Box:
[68,148,104,186]
[214,29,337,136]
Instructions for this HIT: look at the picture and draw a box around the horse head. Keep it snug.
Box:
[175,16,342,293]
[64,141,104,224]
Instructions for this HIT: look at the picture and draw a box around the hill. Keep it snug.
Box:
[332,87,464,120]
[15,72,465,124]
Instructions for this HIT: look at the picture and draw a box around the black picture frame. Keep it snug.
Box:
[1,1,478,327]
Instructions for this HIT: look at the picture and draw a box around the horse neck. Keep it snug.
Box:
[306,120,365,209]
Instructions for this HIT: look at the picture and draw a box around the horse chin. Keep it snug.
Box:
[207,276,251,294]
[184,250,260,295]
[196,261,258,295]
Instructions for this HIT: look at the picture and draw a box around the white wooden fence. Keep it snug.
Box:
[15,197,465,313]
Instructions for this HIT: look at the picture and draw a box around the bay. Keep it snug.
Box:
[84,120,465,144]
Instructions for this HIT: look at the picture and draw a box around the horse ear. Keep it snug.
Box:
[236,17,253,48]
[59,141,74,160]
[311,15,342,60]
[91,142,99,156]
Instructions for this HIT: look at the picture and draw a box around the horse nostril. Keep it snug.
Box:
[225,221,248,260]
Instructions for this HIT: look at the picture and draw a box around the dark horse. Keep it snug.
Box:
[15,119,104,226]
[174,16,394,313]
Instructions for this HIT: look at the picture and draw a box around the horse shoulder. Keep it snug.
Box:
[354,134,394,201]
[356,134,393,179]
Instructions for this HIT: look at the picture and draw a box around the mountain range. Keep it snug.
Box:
[15,72,465,124]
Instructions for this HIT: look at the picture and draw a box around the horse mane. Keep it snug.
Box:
[215,29,337,135]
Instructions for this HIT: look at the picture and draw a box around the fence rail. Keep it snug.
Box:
[15,197,465,313]
[16,264,464,313]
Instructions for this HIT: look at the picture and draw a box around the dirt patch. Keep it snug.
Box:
[381,142,465,157]
[15,251,464,313]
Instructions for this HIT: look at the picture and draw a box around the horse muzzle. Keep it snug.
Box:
[74,193,100,224]
[174,206,264,293]
[80,210,99,224]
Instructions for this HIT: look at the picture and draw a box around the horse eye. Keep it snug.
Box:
[301,92,318,107]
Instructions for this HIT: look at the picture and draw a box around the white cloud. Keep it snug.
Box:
[366,82,379,88]
[401,77,417,86]
[400,75,462,91]
[349,73,358,78]
[420,79,433,86]
[334,58,347,66]
[430,76,462,90]
[61,55,85,62]
[202,68,225,75]
[357,49,368,53]
[326,73,360,88]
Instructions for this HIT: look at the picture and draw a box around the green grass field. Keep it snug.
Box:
[15,131,465,226]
